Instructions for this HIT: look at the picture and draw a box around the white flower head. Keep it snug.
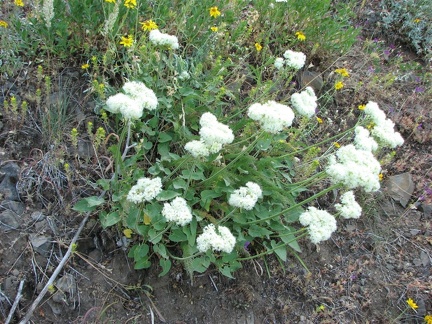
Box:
[106,93,144,120]
[149,29,179,50]
[184,140,210,158]
[283,50,306,70]
[196,224,236,253]
[162,197,193,226]
[370,119,404,148]
[354,126,378,152]
[123,81,158,111]
[290,86,318,118]
[248,101,295,133]
[326,144,381,192]
[299,207,337,244]
[228,182,262,210]
[364,101,386,125]
[335,191,362,219]
[274,57,284,70]
[127,177,163,203]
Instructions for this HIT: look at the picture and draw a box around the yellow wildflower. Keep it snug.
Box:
[81,63,90,70]
[209,6,221,18]
[316,117,323,124]
[295,31,306,41]
[407,298,418,310]
[120,35,134,47]
[333,142,341,148]
[105,0,115,2]
[334,81,344,90]
[379,173,383,181]
[210,26,218,32]
[124,0,136,9]
[140,19,158,31]
[424,315,432,324]
[255,43,262,51]
[14,0,24,7]
[413,18,421,23]
[123,229,133,238]
[335,68,350,77]
[358,104,366,110]
[0,20,8,28]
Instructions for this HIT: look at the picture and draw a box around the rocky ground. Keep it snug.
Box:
[1,2,431,324]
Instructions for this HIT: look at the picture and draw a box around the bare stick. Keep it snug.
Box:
[19,213,90,324]
[5,279,25,324]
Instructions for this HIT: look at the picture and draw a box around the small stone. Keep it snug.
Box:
[11,269,19,276]
[298,70,324,93]
[29,234,52,256]
[420,251,430,266]
[0,210,20,231]
[31,211,46,222]
[386,173,415,207]
[1,201,25,215]
[0,162,20,201]
[410,229,421,236]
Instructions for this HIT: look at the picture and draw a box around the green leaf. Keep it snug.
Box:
[148,228,163,244]
[85,196,105,207]
[219,266,235,279]
[172,178,188,190]
[126,206,140,229]
[248,225,273,238]
[99,211,121,228]
[159,259,172,277]
[181,169,206,181]
[158,132,172,143]
[200,190,222,211]
[191,257,210,273]
[96,179,110,191]
[154,243,168,259]
[133,244,149,259]
[157,190,179,201]
[271,240,287,262]
[169,228,188,242]
[256,137,272,151]
[72,196,105,212]
[134,258,151,270]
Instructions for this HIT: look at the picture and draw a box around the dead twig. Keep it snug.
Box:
[5,279,25,324]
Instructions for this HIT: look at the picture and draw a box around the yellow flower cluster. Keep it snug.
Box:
[334,81,344,90]
[140,19,158,31]
[209,6,221,18]
[124,0,136,9]
[425,315,432,324]
[210,26,218,32]
[14,0,24,7]
[0,20,8,28]
[295,31,306,41]
[81,63,90,70]
[335,68,350,77]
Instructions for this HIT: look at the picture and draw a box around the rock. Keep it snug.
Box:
[298,70,324,93]
[77,139,95,158]
[385,172,415,207]
[0,210,20,231]
[1,201,25,215]
[0,162,20,201]
[29,234,52,256]
[52,274,77,308]
[31,211,46,222]
[419,203,432,218]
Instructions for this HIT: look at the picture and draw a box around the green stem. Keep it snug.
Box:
[163,155,192,182]
[247,183,342,225]
[201,131,265,184]
[167,250,203,261]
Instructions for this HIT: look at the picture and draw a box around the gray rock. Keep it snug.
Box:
[0,162,20,201]
[77,139,95,158]
[0,201,25,215]
[298,70,324,93]
[31,211,46,222]
[0,210,20,231]
[29,234,52,256]
[385,172,415,207]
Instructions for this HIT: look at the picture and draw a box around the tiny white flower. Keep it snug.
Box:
[274,57,284,70]
[196,224,236,253]
[363,101,386,125]
[228,182,262,210]
[335,191,362,219]
[370,119,404,148]
[283,50,306,70]
[290,86,318,118]
[354,126,378,152]
[248,101,295,133]
[162,197,193,226]
[185,140,210,158]
[149,29,179,50]
[127,177,163,203]
[299,207,337,244]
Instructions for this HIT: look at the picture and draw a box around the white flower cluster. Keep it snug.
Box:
[149,29,179,50]
[363,101,404,148]
[354,126,378,152]
[184,112,234,157]
[299,207,337,244]
[248,101,295,133]
[228,182,262,210]
[126,177,162,204]
[335,191,362,219]
[162,197,193,226]
[290,87,318,118]
[196,224,236,253]
[274,50,306,70]
[42,0,55,28]
[326,144,381,192]
[106,81,158,120]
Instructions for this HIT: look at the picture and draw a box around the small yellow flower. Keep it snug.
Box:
[210,26,218,32]
[407,298,418,310]
[81,63,90,70]
[124,0,136,9]
[413,18,421,23]
[120,35,134,47]
[424,315,432,324]
[316,117,323,124]
[333,142,341,148]
[140,19,158,31]
[334,81,344,90]
[123,229,133,238]
[0,20,8,28]
[71,243,78,253]
[209,6,221,18]
[358,104,366,110]
[48,285,56,294]
[335,68,350,77]
[14,0,24,7]
[379,173,383,181]
[367,122,375,130]
[105,0,115,3]
[295,31,306,41]
[255,43,262,51]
